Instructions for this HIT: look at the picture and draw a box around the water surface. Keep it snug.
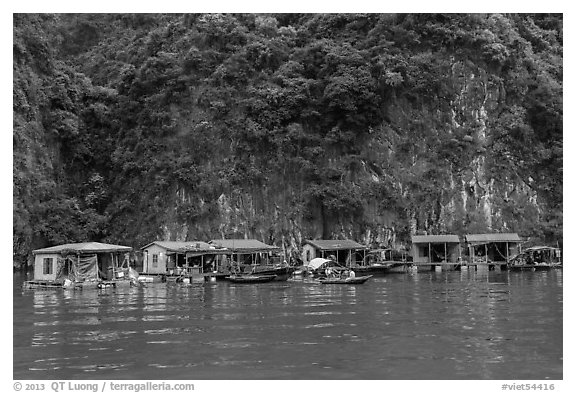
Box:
[13,269,563,380]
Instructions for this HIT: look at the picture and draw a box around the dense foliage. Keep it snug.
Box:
[13,13,563,265]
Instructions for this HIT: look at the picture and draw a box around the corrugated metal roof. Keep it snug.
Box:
[304,239,367,250]
[209,239,280,252]
[33,242,132,255]
[465,233,521,243]
[140,241,223,253]
[412,235,460,244]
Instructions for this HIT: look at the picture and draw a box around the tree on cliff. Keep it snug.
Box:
[13,13,563,264]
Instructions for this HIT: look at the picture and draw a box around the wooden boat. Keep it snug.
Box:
[319,275,373,284]
[352,249,413,275]
[227,275,277,283]
[508,246,562,271]
[249,265,293,281]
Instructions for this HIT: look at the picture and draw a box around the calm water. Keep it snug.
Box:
[13,269,562,380]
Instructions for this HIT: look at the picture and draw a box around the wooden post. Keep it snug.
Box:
[428,243,431,264]
[444,242,447,263]
[485,244,488,263]
[506,242,509,263]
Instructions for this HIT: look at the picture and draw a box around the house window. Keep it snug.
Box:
[420,246,429,257]
[152,254,158,267]
[43,258,53,275]
[306,250,310,262]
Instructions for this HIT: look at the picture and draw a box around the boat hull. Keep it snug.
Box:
[319,275,373,284]
[352,262,413,276]
[509,264,562,271]
[227,275,277,283]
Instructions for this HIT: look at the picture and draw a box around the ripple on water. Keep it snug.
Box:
[13,270,563,379]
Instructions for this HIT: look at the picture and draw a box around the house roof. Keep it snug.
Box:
[465,233,521,243]
[524,246,560,252]
[303,239,367,250]
[141,241,228,254]
[209,239,280,253]
[412,235,460,244]
[33,242,132,255]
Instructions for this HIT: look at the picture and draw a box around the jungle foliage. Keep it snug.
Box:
[13,13,563,264]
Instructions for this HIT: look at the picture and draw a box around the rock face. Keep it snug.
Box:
[13,14,562,265]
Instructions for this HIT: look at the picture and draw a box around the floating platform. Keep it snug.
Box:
[509,264,562,271]
[23,279,134,290]
[23,280,64,289]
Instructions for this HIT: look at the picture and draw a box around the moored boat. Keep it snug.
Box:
[351,249,413,275]
[319,275,373,284]
[508,246,562,271]
[227,275,277,283]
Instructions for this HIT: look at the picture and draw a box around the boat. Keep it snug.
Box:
[508,246,562,271]
[304,257,342,277]
[352,249,413,275]
[227,275,277,283]
[249,264,293,281]
[319,275,373,284]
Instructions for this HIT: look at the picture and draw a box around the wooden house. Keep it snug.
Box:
[140,241,228,277]
[411,235,461,265]
[302,239,367,267]
[465,233,521,263]
[208,239,281,272]
[27,242,132,288]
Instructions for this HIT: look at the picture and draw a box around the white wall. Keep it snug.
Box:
[141,244,168,274]
[33,253,59,281]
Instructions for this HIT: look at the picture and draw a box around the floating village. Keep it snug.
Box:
[22,233,562,290]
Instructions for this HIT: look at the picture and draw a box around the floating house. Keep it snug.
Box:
[465,233,521,263]
[26,242,133,289]
[411,235,461,266]
[208,239,281,271]
[302,239,367,267]
[140,241,228,278]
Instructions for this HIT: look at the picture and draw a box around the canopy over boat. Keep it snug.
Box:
[306,257,333,270]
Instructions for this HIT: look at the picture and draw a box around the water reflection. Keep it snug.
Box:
[14,270,562,380]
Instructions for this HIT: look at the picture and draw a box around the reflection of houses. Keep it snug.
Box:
[208,239,281,272]
[411,235,461,266]
[465,233,521,263]
[140,241,228,278]
[25,242,133,289]
[302,239,367,267]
